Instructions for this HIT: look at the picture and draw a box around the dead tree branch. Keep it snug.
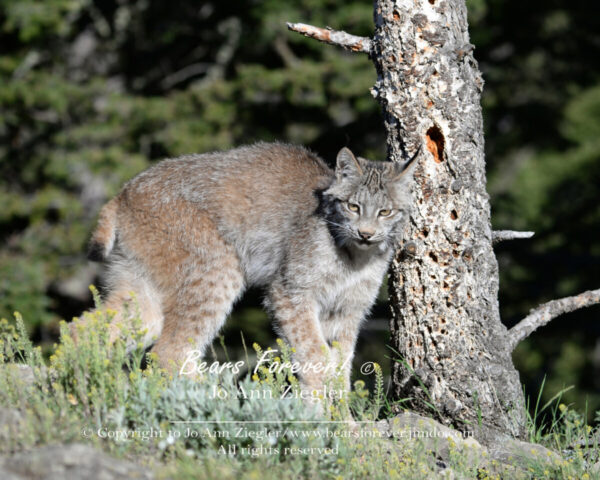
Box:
[508,288,600,350]
[286,23,372,54]
[492,230,534,245]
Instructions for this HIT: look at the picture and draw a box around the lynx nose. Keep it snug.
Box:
[358,229,375,241]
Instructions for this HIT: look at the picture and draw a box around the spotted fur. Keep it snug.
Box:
[81,142,417,392]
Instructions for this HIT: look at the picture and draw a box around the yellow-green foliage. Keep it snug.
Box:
[0,305,393,477]
[1,306,598,479]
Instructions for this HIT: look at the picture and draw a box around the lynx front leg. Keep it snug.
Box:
[267,287,333,395]
[321,314,362,397]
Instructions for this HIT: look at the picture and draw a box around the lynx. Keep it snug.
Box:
[83,142,417,394]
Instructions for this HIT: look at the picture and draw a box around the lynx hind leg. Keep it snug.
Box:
[150,240,245,375]
[72,255,164,350]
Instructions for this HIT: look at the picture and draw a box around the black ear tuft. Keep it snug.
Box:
[335,147,363,177]
[393,145,421,181]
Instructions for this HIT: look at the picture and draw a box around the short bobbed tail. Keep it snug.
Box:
[88,197,119,262]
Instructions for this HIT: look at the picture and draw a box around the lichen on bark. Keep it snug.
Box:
[371,0,526,438]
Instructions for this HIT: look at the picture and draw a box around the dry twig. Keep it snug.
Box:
[508,289,600,350]
[286,23,372,54]
[492,230,534,245]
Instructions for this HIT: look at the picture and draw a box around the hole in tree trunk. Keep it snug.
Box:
[450,209,458,220]
[426,124,445,163]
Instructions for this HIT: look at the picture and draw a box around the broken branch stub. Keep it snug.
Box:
[508,288,600,350]
[286,22,372,55]
[492,230,535,245]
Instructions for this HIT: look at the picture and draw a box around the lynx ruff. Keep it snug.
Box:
[82,143,417,395]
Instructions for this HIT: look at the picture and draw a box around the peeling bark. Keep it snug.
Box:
[370,0,527,437]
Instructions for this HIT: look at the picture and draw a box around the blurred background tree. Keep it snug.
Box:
[0,0,598,421]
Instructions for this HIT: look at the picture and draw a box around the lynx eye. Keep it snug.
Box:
[347,202,360,213]
[378,209,392,217]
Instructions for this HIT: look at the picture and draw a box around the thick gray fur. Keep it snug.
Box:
[86,142,417,394]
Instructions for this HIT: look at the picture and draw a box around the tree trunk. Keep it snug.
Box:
[371,0,526,438]
[289,0,600,442]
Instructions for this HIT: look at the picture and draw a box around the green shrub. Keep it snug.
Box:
[1,302,598,479]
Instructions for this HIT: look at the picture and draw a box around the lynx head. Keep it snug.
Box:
[322,147,418,253]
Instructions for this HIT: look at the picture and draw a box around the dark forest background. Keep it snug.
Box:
[1,0,598,421]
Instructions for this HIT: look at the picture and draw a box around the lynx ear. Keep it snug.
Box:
[391,146,421,182]
[335,147,363,178]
